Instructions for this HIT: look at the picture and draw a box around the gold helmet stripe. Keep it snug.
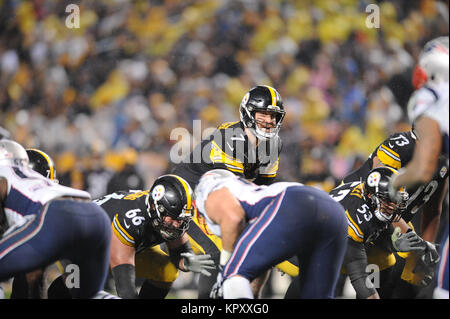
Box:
[263,85,278,107]
[28,148,55,180]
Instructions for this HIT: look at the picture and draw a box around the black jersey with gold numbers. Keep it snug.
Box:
[93,190,165,254]
[173,121,282,188]
[342,130,448,224]
[329,182,392,245]
[343,131,417,184]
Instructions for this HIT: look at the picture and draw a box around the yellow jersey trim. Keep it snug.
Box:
[217,121,240,130]
[346,210,364,243]
[112,216,135,247]
[377,145,401,169]
[210,141,244,172]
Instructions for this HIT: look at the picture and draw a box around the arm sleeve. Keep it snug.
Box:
[111,264,138,299]
[168,241,194,270]
[344,239,378,299]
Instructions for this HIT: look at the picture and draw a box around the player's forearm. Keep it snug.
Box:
[221,217,245,252]
[168,236,194,271]
[344,240,378,299]
[421,214,440,242]
[393,117,441,189]
[393,166,432,190]
[111,264,138,299]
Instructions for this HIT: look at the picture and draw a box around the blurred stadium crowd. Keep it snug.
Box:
[0,0,449,299]
[1,0,448,195]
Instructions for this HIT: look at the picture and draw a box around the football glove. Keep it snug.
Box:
[392,227,427,252]
[413,242,440,286]
[209,266,224,299]
[181,253,215,277]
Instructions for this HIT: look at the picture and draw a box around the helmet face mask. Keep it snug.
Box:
[365,167,408,223]
[146,175,193,241]
[240,85,286,140]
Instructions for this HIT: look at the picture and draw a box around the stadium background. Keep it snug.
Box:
[0,0,448,298]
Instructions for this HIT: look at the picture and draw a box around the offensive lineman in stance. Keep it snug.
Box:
[194,169,348,299]
[0,140,116,299]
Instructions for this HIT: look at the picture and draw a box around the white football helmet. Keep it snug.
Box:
[0,140,30,167]
[413,36,449,89]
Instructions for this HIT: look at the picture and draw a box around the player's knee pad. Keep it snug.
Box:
[135,246,179,283]
[223,276,253,299]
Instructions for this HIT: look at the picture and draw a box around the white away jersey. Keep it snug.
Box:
[0,164,91,230]
[408,81,449,138]
[194,170,300,236]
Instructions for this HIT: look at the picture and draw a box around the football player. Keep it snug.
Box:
[331,167,436,298]
[343,130,448,244]
[10,148,60,298]
[194,169,347,299]
[389,36,449,299]
[0,140,118,299]
[95,174,214,299]
[172,85,286,298]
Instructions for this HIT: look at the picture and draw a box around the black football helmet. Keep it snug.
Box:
[145,174,194,240]
[364,166,408,223]
[239,85,286,140]
[26,148,57,181]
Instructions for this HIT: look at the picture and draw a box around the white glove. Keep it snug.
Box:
[209,268,224,299]
[181,253,215,276]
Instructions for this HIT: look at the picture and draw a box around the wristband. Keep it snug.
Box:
[220,249,232,266]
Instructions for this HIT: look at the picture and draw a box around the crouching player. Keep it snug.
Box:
[0,140,116,299]
[194,169,348,299]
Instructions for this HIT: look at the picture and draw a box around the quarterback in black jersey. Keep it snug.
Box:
[95,174,214,299]
[172,85,286,298]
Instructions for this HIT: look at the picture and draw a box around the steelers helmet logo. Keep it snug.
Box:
[367,171,381,187]
[241,92,250,105]
[152,185,165,201]
[440,166,447,178]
